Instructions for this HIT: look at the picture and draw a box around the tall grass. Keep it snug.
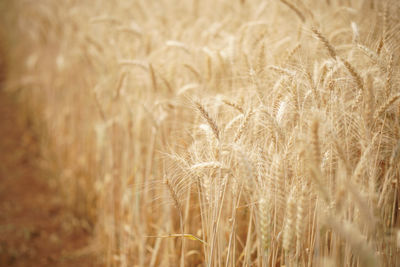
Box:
[1,0,400,265]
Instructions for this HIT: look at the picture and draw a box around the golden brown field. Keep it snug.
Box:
[1,0,400,266]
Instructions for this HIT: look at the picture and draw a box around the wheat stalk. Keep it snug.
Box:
[279,0,306,22]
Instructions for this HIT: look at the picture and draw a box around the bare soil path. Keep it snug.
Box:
[0,89,98,266]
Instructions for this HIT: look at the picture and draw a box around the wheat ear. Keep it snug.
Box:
[384,54,394,97]
[356,44,385,72]
[285,43,301,63]
[312,27,337,59]
[283,189,296,254]
[259,196,272,253]
[234,110,253,142]
[222,99,244,113]
[165,178,183,217]
[339,58,364,91]
[374,93,400,120]
[295,185,307,258]
[311,118,321,167]
[195,101,220,140]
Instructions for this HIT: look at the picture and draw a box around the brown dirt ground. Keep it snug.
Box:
[0,88,100,266]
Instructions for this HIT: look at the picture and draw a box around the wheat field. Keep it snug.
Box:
[1,0,400,266]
